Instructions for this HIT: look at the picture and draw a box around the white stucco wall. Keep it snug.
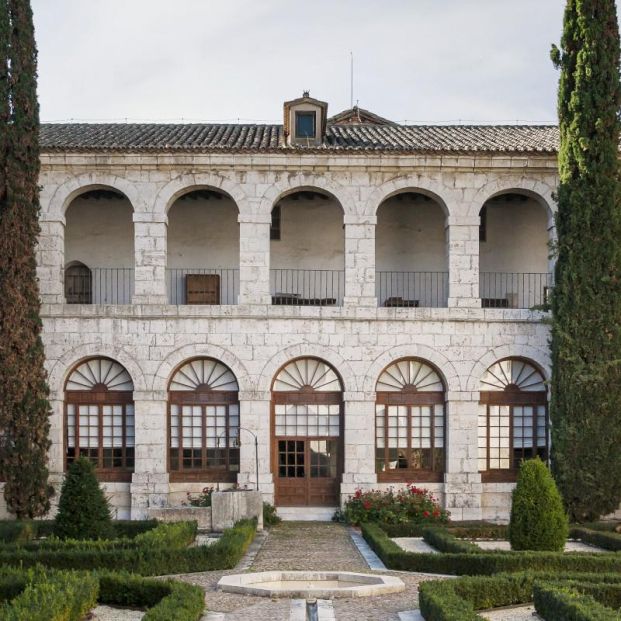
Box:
[479,196,549,273]
[167,195,239,269]
[65,197,134,268]
[376,194,447,272]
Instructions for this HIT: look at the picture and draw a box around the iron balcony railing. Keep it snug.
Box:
[64,268,134,305]
[166,268,239,305]
[480,272,553,309]
[376,271,449,308]
[270,269,345,306]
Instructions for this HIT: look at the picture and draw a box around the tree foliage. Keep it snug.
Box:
[550,0,621,521]
[0,0,53,517]
[54,457,113,540]
[509,457,569,551]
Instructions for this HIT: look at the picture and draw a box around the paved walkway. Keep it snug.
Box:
[172,522,436,621]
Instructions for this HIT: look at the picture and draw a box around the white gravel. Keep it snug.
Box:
[89,605,145,621]
[481,603,543,621]
[471,539,607,553]
[391,537,439,554]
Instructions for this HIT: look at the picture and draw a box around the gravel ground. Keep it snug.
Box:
[392,537,439,554]
[481,603,543,621]
[473,539,607,553]
[89,605,144,621]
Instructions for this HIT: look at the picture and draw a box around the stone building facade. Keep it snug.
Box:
[5,95,563,521]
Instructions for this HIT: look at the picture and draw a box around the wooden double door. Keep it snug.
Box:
[272,394,343,507]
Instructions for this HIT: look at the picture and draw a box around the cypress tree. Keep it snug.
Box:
[0,0,53,517]
[550,0,621,521]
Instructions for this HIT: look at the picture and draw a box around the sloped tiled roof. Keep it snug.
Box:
[40,122,560,154]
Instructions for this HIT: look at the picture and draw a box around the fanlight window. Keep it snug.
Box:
[273,358,342,392]
[65,357,134,481]
[168,358,239,481]
[478,358,548,481]
[375,359,445,482]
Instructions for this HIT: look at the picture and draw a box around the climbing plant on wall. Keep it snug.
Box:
[0,0,53,517]
[550,0,621,521]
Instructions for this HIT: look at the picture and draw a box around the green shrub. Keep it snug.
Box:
[0,519,256,575]
[263,502,281,527]
[343,485,449,525]
[361,522,621,576]
[533,584,619,621]
[54,457,114,541]
[134,521,197,549]
[509,457,568,551]
[377,521,508,539]
[570,527,621,552]
[0,569,98,621]
[112,520,158,539]
[422,528,481,554]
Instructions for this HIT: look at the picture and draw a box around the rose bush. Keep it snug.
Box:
[343,485,449,525]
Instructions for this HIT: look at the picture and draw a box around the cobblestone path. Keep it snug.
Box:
[173,522,436,621]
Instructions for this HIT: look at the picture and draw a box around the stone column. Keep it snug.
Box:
[238,215,272,305]
[46,397,65,517]
[340,392,377,503]
[130,390,170,518]
[444,391,482,520]
[132,213,168,305]
[447,215,480,308]
[236,392,274,502]
[37,217,65,304]
[343,215,377,308]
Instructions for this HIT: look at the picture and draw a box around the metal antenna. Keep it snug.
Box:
[350,51,354,108]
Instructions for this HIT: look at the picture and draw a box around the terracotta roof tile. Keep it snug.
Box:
[40,122,559,154]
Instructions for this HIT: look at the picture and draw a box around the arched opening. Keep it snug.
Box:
[478,192,551,308]
[64,260,92,304]
[375,358,446,481]
[376,191,448,307]
[270,189,344,306]
[167,189,240,305]
[168,358,240,481]
[64,188,134,304]
[478,358,549,482]
[64,357,135,481]
[271,357,343,506]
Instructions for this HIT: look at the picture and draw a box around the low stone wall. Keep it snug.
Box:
[147,507,212,530]
[212,490,263,531]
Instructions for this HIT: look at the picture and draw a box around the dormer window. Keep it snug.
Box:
[295,112,316,139]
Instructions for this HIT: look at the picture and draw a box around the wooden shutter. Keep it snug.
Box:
[185,274,220,305]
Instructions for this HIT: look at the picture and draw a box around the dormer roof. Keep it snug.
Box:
[329,106,397,127]
[283,92,328,142]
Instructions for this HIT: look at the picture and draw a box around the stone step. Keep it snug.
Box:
[277,506,337,521]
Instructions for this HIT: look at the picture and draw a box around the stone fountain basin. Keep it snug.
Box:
[217,571,404,598]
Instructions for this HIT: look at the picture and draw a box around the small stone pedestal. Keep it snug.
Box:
[212,490,263,531]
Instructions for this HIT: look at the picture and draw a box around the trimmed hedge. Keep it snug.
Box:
[533,584,619,621]
[361,523,621,575]
[0,520,156,544]
[570,527,621,552]
[0,519,256,575]
[0,569,98,621]
[419,572,621,621]
[378,521,508,540]
[134,520,197,549]
[422,528,481,554]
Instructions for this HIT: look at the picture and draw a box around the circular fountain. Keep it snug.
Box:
[217,571,404,599]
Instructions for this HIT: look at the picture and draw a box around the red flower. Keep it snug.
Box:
[432,509,440,517]
[423,511,430,518]
[363,501,372,510]
[354,489,362,499]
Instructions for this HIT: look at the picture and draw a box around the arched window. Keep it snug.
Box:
[375,359,445,482]
[272,357,343,507]
[65,261,92,304]
[168,358,239,481]
[478,358,548,481]
[65,357,134,481]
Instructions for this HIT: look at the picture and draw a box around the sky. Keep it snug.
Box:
[32,0,567,125]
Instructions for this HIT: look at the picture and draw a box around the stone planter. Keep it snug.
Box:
[147,506,212,531]
[212,490,263,531]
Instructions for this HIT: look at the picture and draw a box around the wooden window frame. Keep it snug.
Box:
[295,111,316,139]
[167,390,239,483]
[64,389,134,482]
[375,390,446,483]
[479,390,548,483]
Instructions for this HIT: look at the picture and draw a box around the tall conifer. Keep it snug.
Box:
[550,0,621,521]
[0,0,52,517]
